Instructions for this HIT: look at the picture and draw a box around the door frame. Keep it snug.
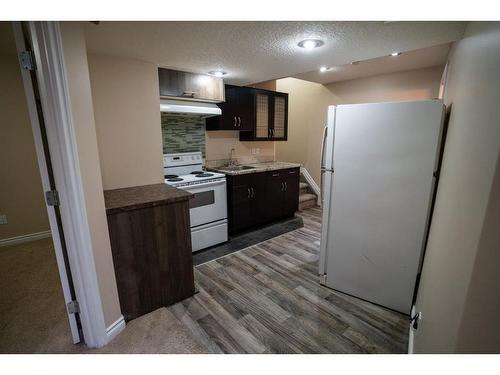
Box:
[12,21,111,348]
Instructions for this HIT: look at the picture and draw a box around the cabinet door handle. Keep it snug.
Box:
[247,188,251,198]
[271,129,274,138]
[234,116,237,127]
[280,182,284,191]
[284,181,288,191]
[251,187,255,198]
[182,91,196,98]
[238,116,241,127]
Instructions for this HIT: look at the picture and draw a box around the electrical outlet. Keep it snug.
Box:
[0,214,7,225]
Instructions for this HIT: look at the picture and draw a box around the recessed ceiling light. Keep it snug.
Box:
[391,52,402,56]
[320,66,332,73]
[298,39,324,49]
[209,70,226,77]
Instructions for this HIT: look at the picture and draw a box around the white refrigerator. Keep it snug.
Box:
[319,100,445,314]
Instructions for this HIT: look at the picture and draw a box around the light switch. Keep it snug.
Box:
[0,214,7,225]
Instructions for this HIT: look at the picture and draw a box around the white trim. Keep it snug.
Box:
[106,315,126,343]
[408,305,416,354]
[300,167,321,205]
[25,21,109,348]
[0,231,52,247]
[12,22,81,344]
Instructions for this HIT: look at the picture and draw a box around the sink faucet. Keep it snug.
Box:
[229,148,236,166]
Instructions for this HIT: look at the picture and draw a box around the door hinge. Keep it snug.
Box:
[45,190,60,206]
[67,300,80,314]
[20,50,36,71]
[319,274,327,285]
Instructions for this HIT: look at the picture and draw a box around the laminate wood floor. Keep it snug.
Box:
[169,207,409,353]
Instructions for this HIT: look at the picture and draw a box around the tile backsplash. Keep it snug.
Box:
[161,114,206,157]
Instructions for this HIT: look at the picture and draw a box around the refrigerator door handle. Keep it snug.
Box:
[320,125,328,170]
[320,124,330,203]
[320,169,326,204]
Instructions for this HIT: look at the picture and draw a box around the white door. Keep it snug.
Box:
[324,100,444,314]
[13,22,81,343]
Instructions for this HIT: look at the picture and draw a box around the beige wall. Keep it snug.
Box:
[414,22,500,353]
[205,131,274,162]
[60,23,121,327]
[87,53,164,190]
[275,66,443,186]
[324,66,443,104]
[0,36,49,240]
[456,149,500,352]
[247,80,277,91]
[275,78,336,184]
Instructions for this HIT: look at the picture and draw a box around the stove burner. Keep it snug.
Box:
[195,173,214,178]
[190,171,205,175]
[164,174,178,179]
[167,177,183,182]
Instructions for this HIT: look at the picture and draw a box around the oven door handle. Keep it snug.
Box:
[184,179,226,190]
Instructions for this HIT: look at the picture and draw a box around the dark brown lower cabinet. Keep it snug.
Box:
[105,193,195,322]
[282,168,300,217]
[227,172,266,234]
[227,168,300,235]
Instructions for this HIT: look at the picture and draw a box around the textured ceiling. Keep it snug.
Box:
[84,21,466,85]
[294,43,452,84]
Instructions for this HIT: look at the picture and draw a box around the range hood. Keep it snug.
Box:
[160,99,221,118]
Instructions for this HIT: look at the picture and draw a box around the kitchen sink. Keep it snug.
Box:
[219,165,256,171]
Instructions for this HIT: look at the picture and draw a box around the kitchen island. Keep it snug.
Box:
[104,183,195,322]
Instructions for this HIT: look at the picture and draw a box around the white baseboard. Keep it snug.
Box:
[0,230,52,247]
[105,315,126,344]
[408,305,416,354]
[300,167,321,205]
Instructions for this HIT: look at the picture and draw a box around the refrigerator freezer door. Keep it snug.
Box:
[323,100,444,314]
[323,106,336,171]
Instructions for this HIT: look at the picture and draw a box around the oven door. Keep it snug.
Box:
[185,179,228,228]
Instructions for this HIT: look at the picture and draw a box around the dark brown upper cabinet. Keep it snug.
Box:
[206,85,254,131]
[158,68,225,103]
[206,85,288,141]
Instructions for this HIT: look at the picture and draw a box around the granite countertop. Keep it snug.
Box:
[208,161,301,176]
[104,183,192,215]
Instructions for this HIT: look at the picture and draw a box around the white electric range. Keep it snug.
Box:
[163,152,228,252]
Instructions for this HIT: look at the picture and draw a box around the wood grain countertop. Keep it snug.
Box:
[104,183,192,215]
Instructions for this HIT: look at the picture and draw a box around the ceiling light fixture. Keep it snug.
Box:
[209,70,227,77]
[391,52,402,56]
[319,66,328,72]
[298,39,324,49]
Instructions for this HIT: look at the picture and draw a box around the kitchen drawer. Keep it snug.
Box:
[266,168,299,179]
[229,171,266,187]
[191,220,228,252]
